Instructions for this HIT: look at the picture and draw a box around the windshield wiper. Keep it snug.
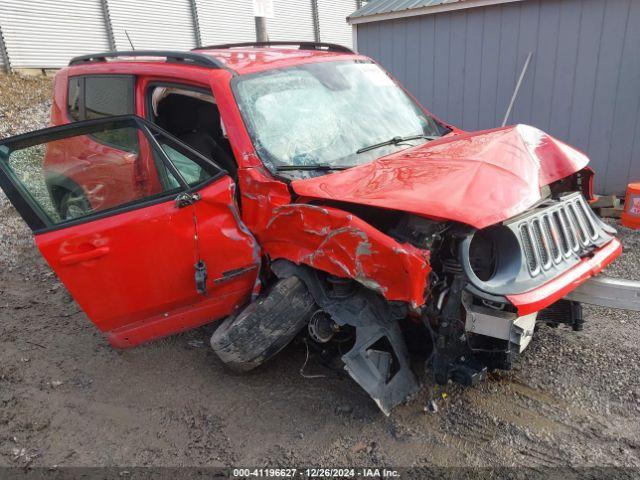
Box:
[356,134,439,154]
[275,164,353,171]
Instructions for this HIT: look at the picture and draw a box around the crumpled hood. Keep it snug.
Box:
[292,125,590,229]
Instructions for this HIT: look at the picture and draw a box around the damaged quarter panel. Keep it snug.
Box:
[237,165,292,234]
[260,203,431,307]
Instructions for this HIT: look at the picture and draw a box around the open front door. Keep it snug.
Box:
[0,116,259,347]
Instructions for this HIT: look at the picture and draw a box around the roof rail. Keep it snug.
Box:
[194,41,355,54]
[68,50,229,70]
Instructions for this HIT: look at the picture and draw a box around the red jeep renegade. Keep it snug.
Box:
[0,42,624,413]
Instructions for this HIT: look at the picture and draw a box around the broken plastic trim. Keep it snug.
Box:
[271,260,420,415]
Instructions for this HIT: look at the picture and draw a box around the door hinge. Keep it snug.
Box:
[175,192,201,208]
[195,260,207,295]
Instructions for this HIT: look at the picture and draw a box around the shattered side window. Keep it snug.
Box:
[0,123,181,226]
[235,61,444,170]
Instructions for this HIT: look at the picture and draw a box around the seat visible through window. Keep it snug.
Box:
[152,90,237,178]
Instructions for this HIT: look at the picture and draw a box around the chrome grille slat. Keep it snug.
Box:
[576,199,598,239]
[560,207,579,251]
[542,215,561,262]
[568,203,589,245]
[551,211,570,256]
[520,223,538,274]
[531,219,551,269]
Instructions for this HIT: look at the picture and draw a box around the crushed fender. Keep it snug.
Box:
[261,204,431,307]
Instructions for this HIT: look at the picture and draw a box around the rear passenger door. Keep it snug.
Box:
[67,75,135,122]
[0,116,259,347]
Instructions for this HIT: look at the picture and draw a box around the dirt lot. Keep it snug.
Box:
[0,74,639,469]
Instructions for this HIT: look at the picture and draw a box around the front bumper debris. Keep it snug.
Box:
[272,260,420,416]
[565,275,640,311]
[507,237,622,315]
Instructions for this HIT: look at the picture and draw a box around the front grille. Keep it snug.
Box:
[462,191,613,297]
[518,194,605,276]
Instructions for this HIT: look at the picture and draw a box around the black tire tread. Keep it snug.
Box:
[210,276,315,372]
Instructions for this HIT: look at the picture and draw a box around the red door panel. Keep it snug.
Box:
[35,177,259,348]
[0,116,258,348]
[36,195,199,333]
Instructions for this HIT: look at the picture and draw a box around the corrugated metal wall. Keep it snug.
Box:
[189,0,355,48]
[0,0,110,69]
[268,0,316,41]
[0,0,354,69]
[318,0,357,47]
[197,0,255,45]
[355,0,640,195]
[0,26,7,71]
[107,0,197,50]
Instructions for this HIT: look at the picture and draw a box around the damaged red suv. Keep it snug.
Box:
[0,43,624,414]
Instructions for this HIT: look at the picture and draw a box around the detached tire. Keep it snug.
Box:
[211,276,315,372]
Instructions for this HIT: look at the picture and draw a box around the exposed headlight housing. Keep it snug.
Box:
[462,225,522,287]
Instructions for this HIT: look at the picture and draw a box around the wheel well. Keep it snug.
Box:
[49,184,69,211]
[46,176,84,213]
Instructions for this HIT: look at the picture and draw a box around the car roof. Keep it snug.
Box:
[193,46,362,75]
[66,44,366,77]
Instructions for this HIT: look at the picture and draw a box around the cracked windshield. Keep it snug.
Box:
[235,61,447,175]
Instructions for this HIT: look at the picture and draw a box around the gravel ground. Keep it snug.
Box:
[0,74,639,470]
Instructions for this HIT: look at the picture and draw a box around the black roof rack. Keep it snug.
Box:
[194,41,355,54]
[68,50,230,70]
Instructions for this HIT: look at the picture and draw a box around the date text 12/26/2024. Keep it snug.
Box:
[232,468,401,478]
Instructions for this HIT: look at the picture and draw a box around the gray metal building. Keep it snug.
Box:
[0,0,356,70]
[350,0,640,195]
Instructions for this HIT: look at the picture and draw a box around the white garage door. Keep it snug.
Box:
[107,0,196,50]
[0,0,110,69]
[268,0,315,42]
[318,0,356,48]
[196,0,256,46]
